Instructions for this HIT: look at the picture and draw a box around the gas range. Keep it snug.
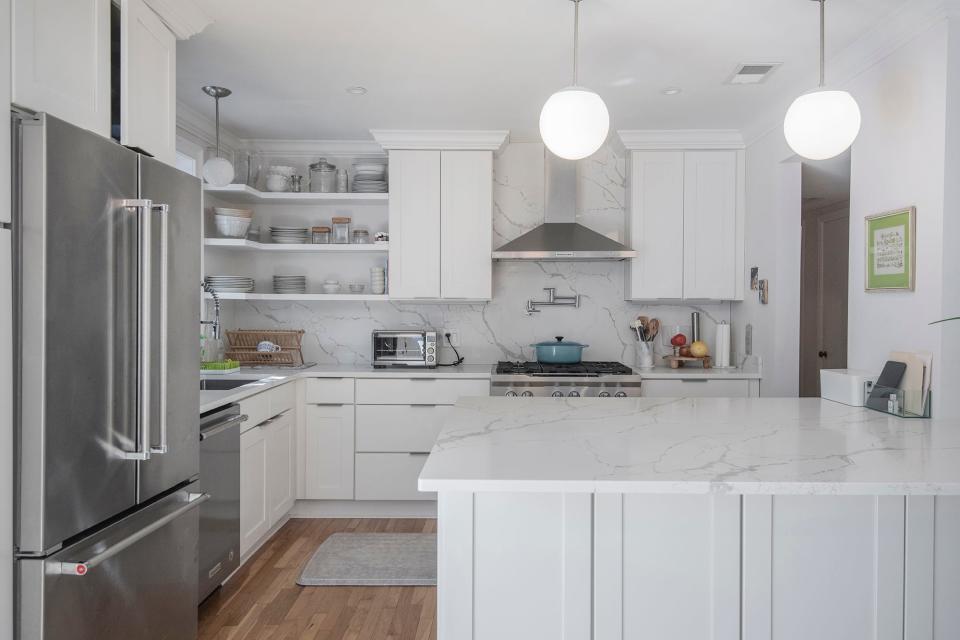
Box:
[491,361,643,398]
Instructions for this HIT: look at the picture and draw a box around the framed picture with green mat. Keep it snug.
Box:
[865,207,915,291]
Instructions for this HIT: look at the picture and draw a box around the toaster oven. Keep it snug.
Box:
[372,329,439,368]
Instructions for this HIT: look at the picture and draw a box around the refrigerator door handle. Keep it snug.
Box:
[151,204,170,454]
[119,198,153,461]
[57,492,210,576]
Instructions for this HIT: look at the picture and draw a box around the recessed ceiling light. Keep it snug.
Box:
[661,87,682,96]
[346,86,367,95]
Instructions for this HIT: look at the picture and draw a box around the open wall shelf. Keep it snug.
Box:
[204,238,389,253]
[205,184,388,205]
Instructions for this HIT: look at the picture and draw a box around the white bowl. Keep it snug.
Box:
[267,165,296,176]
[213,207,253,218]
[215,216,251,238]
[265,174,289,192]
[322,284,342,294]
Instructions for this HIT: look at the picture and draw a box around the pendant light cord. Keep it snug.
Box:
[818,0,826,87]
[572,0,581,86]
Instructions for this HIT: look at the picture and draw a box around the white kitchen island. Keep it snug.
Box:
[418,397,960,640]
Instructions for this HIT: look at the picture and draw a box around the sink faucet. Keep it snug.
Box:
[526,287,580,314]
[201,281,221,339]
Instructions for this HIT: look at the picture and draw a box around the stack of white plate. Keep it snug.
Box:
[205,275,254,293]
[269,226,309,244]
[273,275,306,294]
[352,162,387,193]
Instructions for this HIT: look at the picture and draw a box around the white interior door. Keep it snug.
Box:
[683,151,738,299]
[12,0,110,137]
[440,150,493,299]
[388,150,441,298]
[121,0,177,165]
[625,151,685,299]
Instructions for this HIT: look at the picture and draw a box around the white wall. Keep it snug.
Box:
[731,135,802,397]
[846,21,948,401]
[223,143,731,366]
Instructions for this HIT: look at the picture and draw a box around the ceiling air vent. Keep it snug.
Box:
[726,62,782,85]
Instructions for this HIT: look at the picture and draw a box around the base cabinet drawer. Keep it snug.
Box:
[356,378,489,405]
[304,377,355,404]
[356,405,451,452]
[641,379,750,398]
[239,392,271,432]
[355,453,435,501]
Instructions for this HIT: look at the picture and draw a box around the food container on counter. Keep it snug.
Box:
[531,337,589,364]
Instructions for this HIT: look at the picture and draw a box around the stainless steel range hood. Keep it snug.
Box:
[492,151,637,261]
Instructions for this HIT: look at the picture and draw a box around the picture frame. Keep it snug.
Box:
[865,207,916,291]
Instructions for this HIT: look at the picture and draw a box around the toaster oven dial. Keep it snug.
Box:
[505,390,518,397]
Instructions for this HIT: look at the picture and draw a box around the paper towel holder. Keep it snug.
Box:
[758,279,769,304]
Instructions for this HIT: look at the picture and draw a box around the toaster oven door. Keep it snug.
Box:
[373,332,427,366]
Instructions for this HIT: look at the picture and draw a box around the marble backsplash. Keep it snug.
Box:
[221,142,731,366]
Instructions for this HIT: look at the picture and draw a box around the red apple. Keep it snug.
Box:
[670,333,687,347]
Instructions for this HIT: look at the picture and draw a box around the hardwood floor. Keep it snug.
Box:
[198,518,438,640]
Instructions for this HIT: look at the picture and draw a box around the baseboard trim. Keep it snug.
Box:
[291,499,438,519]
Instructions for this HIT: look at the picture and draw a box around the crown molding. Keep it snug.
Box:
[370,130,510,153]
[616,129,745,151]
[175,100,241,153]
[143,0,212,39]
[742,0,952,146]
[239,139,386,158]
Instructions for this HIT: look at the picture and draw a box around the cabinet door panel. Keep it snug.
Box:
[239,426,268,556]
[388,150,440,298]
[265,411,295,526]
[301,404,355,499]
[355,453,434,501]
[441,151,493,299]
[12,0,110,137]
[626,151,684,300]
[683,151,738,299]
[121,0,176,165]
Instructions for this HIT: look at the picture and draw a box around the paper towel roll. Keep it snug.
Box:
[715,322,731,368]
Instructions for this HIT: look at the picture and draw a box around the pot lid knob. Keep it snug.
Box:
[555,336,563,342]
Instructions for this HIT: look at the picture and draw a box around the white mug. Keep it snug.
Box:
[256,341,282,352]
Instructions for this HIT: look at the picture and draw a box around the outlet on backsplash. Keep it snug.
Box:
[445,331,461,347]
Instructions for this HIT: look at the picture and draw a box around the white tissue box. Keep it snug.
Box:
[820,369,877,406]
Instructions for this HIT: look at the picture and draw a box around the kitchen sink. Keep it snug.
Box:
[199,378,260,391]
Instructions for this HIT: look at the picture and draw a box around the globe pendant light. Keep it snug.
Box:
[783,0,861,160]
[201,85,235,187]
[539,0,610,160]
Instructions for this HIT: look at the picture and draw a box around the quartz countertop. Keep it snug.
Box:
[417,397,960,495]
[199,363,494,413]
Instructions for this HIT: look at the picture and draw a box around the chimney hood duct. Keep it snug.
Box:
[491,151,637,261]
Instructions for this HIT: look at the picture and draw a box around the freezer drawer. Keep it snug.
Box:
[17,488,208,640]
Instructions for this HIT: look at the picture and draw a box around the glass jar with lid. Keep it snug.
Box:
[331,216,352,244]
[311,226,331,244]
[351,229,369,244]
[309,158,337,193]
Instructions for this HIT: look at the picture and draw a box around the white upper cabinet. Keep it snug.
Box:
[441,151,493,299]
[12,0,111,137]
[626,152,685,299]
[683,151,741,300]
[389,150,442,299]
[121,0,177,165]
[623,144,744,301]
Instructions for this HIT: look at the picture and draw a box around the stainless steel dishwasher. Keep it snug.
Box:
[198,403,245,603]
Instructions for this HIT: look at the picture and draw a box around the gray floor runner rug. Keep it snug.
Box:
[297,532,437,586]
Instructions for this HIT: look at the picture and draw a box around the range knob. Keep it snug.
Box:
[614,391,627,398]
[521,391,534,397]
[568,390,580,397]
[551,391,564,397]
[505,391,518,397]
[598,391,611,398]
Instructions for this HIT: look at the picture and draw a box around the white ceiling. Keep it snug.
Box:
[178,0,908,141]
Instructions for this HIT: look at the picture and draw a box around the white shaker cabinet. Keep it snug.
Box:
[239,424,268,556]
[12,0,111,137]
[121,0,177,165]
[301,403,355,500]
[388,150,441,299]
[264,409,295,525]
[387,148,494,300]
[624,149,744,301]
[440,151,493,299]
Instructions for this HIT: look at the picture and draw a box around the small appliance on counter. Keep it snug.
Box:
[820,369,877,406]
[372,329,439,368]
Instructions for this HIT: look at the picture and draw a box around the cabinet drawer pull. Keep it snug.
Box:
[407,452,431,456]
[409,378,437,382]
[680,379,709,383]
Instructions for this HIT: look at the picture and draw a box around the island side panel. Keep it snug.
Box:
[932,497,960,638]
[437,492,474,640]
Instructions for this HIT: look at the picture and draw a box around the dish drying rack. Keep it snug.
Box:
[225,329,306,367]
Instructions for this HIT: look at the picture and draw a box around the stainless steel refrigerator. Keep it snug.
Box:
[12,112,205,639]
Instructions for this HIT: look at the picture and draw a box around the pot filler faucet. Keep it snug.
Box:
[526,287,580,314]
